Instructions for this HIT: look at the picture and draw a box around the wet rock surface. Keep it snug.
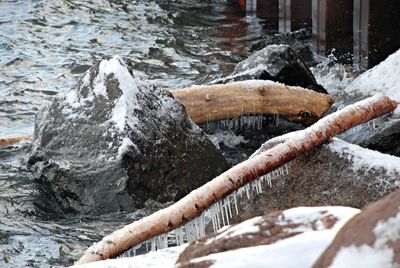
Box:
[176,207,359,268]
[211,44,327,94]
[314,190,400,268]
[228,136,400,225]
[28,56,229,216]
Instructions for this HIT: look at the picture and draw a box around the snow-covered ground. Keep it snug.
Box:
[183,207,359,268]
[74,244,187,268]
[75,207,359,268]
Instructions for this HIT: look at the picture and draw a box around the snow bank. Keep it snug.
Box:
[75,244,187,268]
[188,207,359,268]
[344,49,400,113]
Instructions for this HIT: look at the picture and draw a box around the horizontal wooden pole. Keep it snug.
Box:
[171,80,335,125]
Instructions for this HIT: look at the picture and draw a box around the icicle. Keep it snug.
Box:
[226,197,233,219]
[245,184,250,199]
[233,191,239,215]
[223,199,230,225]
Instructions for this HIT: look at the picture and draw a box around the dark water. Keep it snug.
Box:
[0,0,274,266]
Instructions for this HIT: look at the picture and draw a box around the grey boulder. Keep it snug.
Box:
[29,56,229,215]
[211,44,327,94]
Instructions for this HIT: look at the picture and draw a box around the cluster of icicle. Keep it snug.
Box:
[349,118,378,133]
[118,163,290,258]
[204,114,280,132]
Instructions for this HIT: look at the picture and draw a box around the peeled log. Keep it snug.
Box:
[171,80,335,125]
[0,135,32,148]
[76,95,397,265]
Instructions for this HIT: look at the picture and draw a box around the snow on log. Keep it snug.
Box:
[171,80,335,125]
[0,135,32,148]
[76,94,397,265]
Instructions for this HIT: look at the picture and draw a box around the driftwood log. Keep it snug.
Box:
[171,80,335,125]
[0,81,334,148]
[76,95,397,265]
[0,135,32,148]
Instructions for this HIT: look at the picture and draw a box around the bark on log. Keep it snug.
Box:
[171,80,335,125]
[0,135,32,148]
[76,95,397,265]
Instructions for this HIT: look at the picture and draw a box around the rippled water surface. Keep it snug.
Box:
[0,0,274,266]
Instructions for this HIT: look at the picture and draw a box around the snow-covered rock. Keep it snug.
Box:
[228,136,400,225]
[211,45,327,94]
[176,206,359,268]
[28,56,229,215]
[314,190,400,268]
[336,49,400,156]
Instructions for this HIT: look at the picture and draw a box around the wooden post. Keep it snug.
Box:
[313,0,353,63]
[279,0,312,33]
[256,0,279,29]
[279,0,291,33]
[353,0,400,69]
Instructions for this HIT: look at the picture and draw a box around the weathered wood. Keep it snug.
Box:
[76,95,397,265]
[171,80,335,125]
[0,135,32,148]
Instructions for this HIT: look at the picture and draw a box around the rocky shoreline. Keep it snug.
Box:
[4,41,400,267]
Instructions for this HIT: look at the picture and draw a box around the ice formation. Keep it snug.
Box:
[118,163,290,258]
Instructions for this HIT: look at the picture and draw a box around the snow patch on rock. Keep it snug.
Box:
[328,138,400,175]
[330,209,400,268]
[279,206,360,233]
[188,207,359,268]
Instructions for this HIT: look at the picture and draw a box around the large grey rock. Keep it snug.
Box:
[211,44,327,94]
[29,56,229,215]
[228,135,400,225]
[336,49,400,156]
